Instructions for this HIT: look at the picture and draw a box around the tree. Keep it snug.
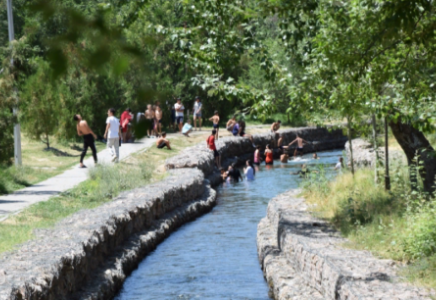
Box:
[21,61,59,149]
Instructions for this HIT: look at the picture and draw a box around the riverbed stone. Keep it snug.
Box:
[257,190,435,299]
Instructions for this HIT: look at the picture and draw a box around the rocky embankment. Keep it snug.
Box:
[345,138,405,167]
[257,190,434,299]
[0,126,347,300]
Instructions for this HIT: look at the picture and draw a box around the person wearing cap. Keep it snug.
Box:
[174,98,185,132]
[193,96,202,131]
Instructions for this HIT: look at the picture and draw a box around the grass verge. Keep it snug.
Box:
[0,136,106,195]
[302,161,436,288]
[0,131,211,254]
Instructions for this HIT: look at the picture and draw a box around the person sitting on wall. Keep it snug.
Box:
[156,132,171,149]
[271,120,281,133]
[182,119,193,137]
[226,115,236,132]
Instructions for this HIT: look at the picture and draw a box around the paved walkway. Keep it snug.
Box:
[0,137,157,221]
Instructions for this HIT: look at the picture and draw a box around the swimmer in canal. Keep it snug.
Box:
[227,164,243,182]
[265,144,274,165]
[313,153,319,159]
[292,164,318,177]
[254,145,262,166]
[244,160,255,180]
[287,134,310,157]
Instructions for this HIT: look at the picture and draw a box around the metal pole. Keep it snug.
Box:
[7,0,22,166]
[384,117,390,190]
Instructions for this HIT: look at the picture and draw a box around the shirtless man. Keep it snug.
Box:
[155,105,163,136]
[287,134,310,157]
[145,104,155,138]
[73,114,98,168]
[156,132,171,149]
[271,120,281,133]
[209,110,220,140]
[226,115,236,132]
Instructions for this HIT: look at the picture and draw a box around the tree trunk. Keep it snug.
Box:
[371,114,378,184]
[347,115,355,176]
[46,133,50,149]
[389,118,436,193]
[384,117,391,190]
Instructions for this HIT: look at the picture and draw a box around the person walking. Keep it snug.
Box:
[174,98,185,132]
[193,96,202,131]
[73,114,98,168]
[104,108,121,163]
[207,129,221,168]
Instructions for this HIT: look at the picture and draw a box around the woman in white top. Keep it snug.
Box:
[244,160,255,181]
[334,157,343,170]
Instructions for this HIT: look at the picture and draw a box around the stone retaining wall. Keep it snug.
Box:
[257,190,434,299]
[0,126,346,300]
[0,169,215,300]
[166,126,347,175]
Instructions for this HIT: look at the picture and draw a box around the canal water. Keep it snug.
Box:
[115,150,342,300]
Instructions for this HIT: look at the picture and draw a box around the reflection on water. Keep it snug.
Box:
[115,150,342,300]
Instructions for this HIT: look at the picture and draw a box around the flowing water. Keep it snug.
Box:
[115,150,342,300]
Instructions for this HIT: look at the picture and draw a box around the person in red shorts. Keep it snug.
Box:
[207,129,221,168]
[120,108,133,142]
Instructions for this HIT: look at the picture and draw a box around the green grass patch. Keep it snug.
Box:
[0,136,106,195]
[302,163,436,288]
[0,131,212,254]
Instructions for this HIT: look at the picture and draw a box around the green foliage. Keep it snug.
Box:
[21,61,59,148]
[0,62,16,164]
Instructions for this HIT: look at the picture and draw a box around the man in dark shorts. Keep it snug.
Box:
[287,134,310,157]
[156,132,171,149]
[207,129,221,168]
[74,114,98,168]
[209,110,220,140]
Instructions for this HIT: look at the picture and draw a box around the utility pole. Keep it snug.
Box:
[7,0,22,166]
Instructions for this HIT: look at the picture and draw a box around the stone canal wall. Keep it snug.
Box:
[0,126,346,300]
[257,190,434,299]
[166,126,347,176]
[0,169,215,300]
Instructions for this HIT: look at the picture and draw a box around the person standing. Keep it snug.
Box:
[287,134,310,157]
[193,96,202,131]
[73,114,98,168]
[145,105,155,138]
[207,129,221,168]
[104,108,121,163]
[155,105,163,136]
[209,110,220,140]
[120,108,132,142]
[254,145,262,166]
[265,144,274,165]
[174,98,185,132]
